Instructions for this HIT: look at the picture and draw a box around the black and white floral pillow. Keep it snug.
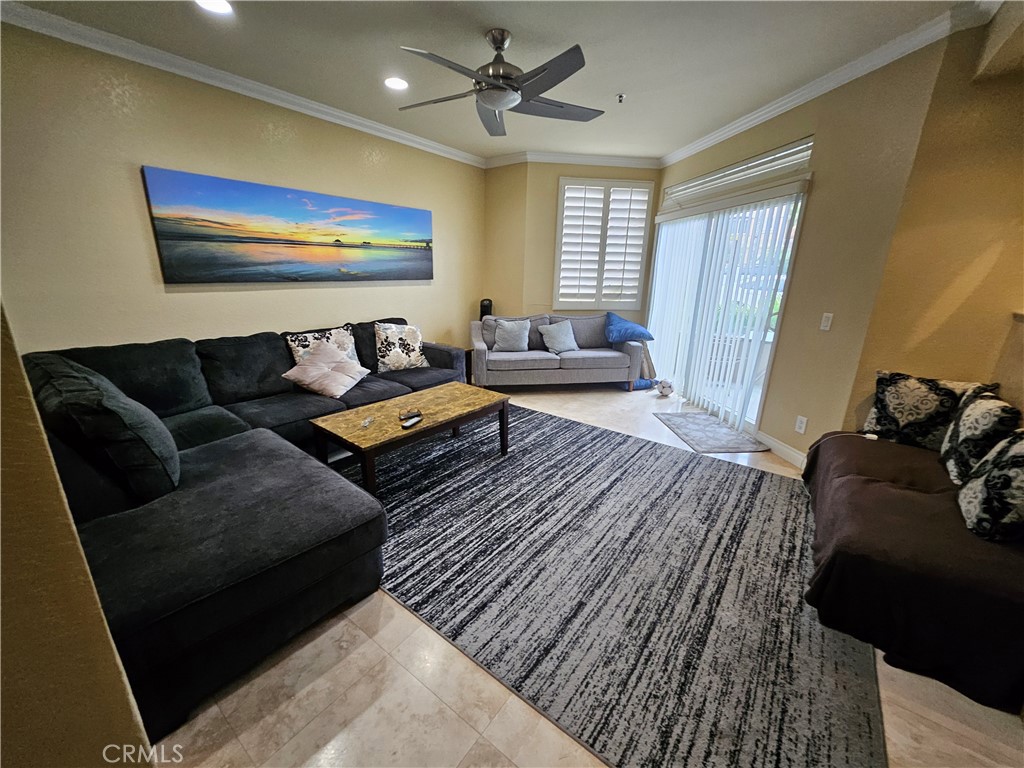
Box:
[861,371,998,451]
[958,430,1024,542]
[375,322,428,372]
[941,390,1021,485]
[284,326,360,365]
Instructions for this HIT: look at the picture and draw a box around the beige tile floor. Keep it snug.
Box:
[160,384,1023,768]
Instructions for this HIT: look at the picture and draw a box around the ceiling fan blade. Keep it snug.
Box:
[476,100,507,137]
[510,95,603,122]
[515,44,585,100]
[401,47,505,88]
[399,89,477,111]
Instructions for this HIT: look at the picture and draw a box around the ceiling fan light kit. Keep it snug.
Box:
[399,28,603,137]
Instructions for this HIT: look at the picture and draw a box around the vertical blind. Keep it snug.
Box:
[648,193,803,429]
[554,179,653,310]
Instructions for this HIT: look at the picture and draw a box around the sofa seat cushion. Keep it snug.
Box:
[40,339,212,417]
[376,367,461,391]
[487,351,560,371]
[225,392,346,449]
[558,349,631,370]
[161,406,251,451]
[77,429,386,669]
[337,375,412,408]
[195,333,295,405]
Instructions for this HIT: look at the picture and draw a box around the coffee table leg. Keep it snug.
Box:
[361,453,378,494]
[314,431,329,464]
[499,401,509,455]
[452,425,460,438]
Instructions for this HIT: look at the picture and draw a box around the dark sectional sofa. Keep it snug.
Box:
[803,432,1024,712]
[22,317,465,740]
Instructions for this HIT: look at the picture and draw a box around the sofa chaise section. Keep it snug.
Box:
[77,428,387,739]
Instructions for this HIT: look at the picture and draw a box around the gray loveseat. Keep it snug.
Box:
[22,317,464,740]
[471,313,642,388]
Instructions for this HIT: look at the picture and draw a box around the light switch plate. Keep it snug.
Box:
[820,312,834,331]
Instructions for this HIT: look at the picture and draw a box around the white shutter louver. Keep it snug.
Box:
[557,185,605,304]
[602,186,650,303]
[554,178,653,310]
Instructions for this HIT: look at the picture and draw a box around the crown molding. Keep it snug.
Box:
[485,152,660,170]
[0,2,488,169]
[658,1,1002,168]
[3,1,1001,175]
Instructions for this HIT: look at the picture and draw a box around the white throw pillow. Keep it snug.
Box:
[375,322,429,372]
[281,343,369,398]
[283,326,360,365]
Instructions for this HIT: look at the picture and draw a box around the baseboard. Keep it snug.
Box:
[756,431,807,471]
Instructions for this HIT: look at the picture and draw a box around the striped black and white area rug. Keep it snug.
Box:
[362,406,885,767]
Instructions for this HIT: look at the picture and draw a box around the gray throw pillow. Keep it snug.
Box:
[27,353,180,501]
[493,319,531,352]
[539,320,580,355]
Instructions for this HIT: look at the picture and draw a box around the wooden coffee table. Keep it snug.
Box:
[311,381,510,494]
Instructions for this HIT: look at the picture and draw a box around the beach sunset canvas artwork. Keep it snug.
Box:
[141,167,433,283]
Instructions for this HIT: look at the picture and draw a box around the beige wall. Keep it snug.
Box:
[1,26,485,352]
[659,42,946,452]
[1,310,151,767]
[482,162,661,322]
[482,163,528,318]
[847,27,1024,423]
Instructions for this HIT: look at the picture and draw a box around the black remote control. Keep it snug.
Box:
[401,415,422,429]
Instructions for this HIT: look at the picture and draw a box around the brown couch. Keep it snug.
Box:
[803,432,1024,712]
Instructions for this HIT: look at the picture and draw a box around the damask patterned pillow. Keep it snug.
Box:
[958,430,1024,542]
[283,326,360,365]
[375,322,429,372]
[861,370,998,451]
[941,390,1021,485]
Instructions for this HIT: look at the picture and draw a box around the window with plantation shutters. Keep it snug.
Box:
[554,178,654,310]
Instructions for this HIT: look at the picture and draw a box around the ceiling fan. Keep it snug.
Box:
[399,28,604,137]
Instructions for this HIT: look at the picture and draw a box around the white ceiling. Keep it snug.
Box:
[14,1,960,162]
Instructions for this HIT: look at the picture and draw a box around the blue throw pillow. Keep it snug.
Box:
[605,312,654,343]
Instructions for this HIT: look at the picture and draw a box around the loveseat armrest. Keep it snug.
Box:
[469,321,489,386]
[422,341,466,383]
[613,340,643,381]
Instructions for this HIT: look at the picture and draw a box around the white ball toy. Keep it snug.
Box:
[656,379,675,397]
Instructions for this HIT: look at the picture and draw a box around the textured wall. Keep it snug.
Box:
[847,27,1024,424]
[0,310,150,766]
[658,42,945,452]
[1,26,485,352]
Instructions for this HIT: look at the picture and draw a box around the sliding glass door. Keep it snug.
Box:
[648,193,802,431]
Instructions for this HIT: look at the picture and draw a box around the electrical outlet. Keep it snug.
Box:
[820,312,834,331]
[795,415,808,434]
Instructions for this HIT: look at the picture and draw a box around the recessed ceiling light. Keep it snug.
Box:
[195,0,233,15]
[384,77,409,91]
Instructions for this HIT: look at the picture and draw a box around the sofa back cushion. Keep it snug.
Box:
[550,314,609,349]
[481,315,548,351]
[344,317,406,373]
[196,332,294,405]
[47,338,212,417]
[25,353,180,505]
